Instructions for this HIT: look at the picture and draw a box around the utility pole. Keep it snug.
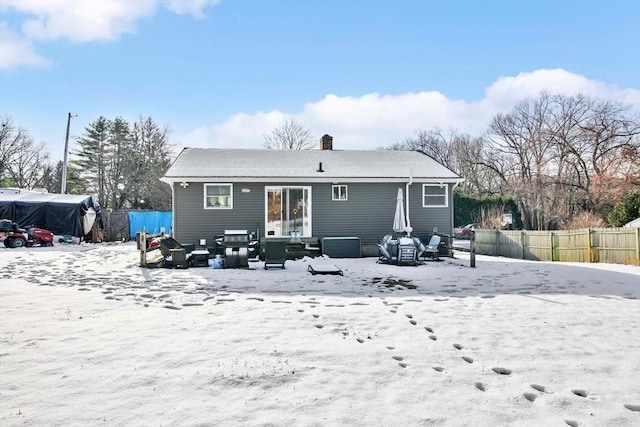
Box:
[61,112,77,194]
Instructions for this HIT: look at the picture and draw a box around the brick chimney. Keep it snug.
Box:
[320,134,333,150]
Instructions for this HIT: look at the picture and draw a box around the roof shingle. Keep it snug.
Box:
[163,148,462,182]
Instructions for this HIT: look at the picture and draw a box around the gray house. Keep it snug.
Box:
[161,135,463,256]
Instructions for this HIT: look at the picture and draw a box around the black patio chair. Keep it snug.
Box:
[158,237,190,268]
[264,240,287,269]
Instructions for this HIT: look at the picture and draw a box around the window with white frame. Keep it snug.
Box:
[332,185,348,201]
[204,183,233,209]
[422,184,448,207]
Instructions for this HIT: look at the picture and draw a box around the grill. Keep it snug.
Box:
[224,230,249,268]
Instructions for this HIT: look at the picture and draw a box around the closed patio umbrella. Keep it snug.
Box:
[393,188,407,233]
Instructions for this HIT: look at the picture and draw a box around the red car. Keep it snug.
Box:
[453,223,477,239]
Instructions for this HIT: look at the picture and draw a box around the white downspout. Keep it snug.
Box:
[405,169,413,234]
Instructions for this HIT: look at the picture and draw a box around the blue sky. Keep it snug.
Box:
[1,0,639,161]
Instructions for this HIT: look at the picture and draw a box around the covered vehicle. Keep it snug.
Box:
[0,192,102,239]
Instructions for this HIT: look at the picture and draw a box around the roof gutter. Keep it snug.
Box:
[160,176,464,185]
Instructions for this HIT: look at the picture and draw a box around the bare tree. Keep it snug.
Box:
[488,94,560,229]
[455,135,507,195]
[386,128,505,195]
[262,118,315,150]
[1,117,28,181]
[0,116,52,189]
[390,128,459,168]
[4,136,50,189]
[488,92,640,229]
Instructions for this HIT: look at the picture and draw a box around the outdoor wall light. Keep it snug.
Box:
[180,181,189,188]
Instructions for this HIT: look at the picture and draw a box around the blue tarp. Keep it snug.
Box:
[128,211,172,238]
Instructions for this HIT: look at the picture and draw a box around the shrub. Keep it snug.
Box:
[563,212,608,230]
[454,192,522,229]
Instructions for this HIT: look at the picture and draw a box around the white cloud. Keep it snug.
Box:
[175,69,640,151]
[175,111,286,149]
[0,22,49,69]
[0,0,220,66]
[162,0,221,19]
[484,68,633,108]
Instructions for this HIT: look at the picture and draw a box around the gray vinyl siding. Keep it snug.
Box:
[313,182,453,245]
[172,181,455,247]
[173,182,265,244]
[409,183,455,242]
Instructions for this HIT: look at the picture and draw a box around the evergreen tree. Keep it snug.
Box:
[608,189,640,227]
[72,116,110,204]
[107,117,132,211]
[72,115,173,211]
[129,116,173,210]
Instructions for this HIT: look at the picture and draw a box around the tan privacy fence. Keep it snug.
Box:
[474,228,640,265]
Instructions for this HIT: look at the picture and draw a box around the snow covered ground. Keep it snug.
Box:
[1,242,639,426]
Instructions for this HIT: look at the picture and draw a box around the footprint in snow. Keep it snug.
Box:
[571,389,588,398]
[530,384,546,393]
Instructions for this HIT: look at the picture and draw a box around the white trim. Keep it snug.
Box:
[422,183,448,208]
[204,183,233,209]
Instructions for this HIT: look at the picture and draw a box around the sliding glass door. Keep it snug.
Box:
[266,186,311,237]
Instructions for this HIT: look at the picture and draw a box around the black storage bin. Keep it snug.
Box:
[190,250,210,267]
[321,237,361,258]
[437,234,453,257]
